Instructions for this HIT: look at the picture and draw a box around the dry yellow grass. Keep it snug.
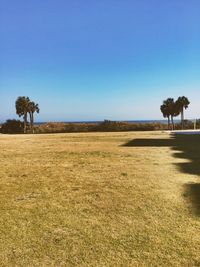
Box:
[0,131,200,266]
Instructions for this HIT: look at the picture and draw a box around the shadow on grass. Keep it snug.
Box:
[124,138,175,147]
[123,134,200,216]
[184,183,200,216]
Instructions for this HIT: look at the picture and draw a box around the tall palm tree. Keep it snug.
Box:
[28,101,40,133]
[160,103,170,129]
[161,98,180,130]
[15,96,30,133]
[176,96,190,129]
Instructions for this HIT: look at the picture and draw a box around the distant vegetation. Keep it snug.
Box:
[35,120,167,134]
[160,96,190,130]
[34,120,200,134]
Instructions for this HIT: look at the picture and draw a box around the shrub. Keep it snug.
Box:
[1,119,24,134]
[175,120,194,130]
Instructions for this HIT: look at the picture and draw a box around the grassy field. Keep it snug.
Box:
[0,131,200,266]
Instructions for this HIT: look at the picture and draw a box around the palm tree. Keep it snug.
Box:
[160,103,170,129]
[28,101,40,133]
[15,96,30,133]
[176,96,190,129]
[161,98,180,130]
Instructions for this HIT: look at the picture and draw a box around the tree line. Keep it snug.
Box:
[160,96,190,130]
[0,95,192,134]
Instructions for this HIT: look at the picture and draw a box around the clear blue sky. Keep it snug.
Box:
[0,0,200,122]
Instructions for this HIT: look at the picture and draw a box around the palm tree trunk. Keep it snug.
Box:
[29,112,32,133]
[31,112,34,134]
[181,109,184,130]
[24,112,27,134]
[167,116,170,130]
[171,115,174,130]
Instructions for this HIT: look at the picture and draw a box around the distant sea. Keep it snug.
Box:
[35,120,180,125]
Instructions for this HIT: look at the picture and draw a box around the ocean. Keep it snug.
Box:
[35,120,179,125]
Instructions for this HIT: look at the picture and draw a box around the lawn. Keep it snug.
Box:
[0,131,200,266]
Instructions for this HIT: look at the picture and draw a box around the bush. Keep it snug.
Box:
[1,119,24,134]
[175,120,195,130]
[35,122,96,134]
[93,120,168,132]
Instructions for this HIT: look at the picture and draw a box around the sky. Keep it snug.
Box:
[0,0,200,122]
